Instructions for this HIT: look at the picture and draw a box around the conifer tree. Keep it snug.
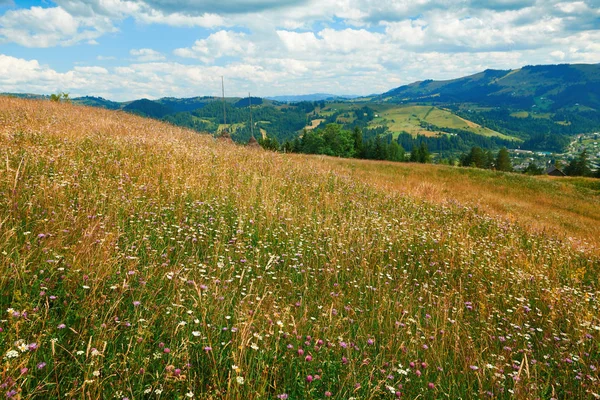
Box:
[565,149,591,176]
[352,126,364,158]
[495,148,513,172]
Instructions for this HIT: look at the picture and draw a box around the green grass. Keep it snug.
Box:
[1,98,599,399]
[368,105,516,140]
[510,111,552,119]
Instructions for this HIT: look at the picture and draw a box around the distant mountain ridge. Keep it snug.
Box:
[382,63,600,111]
[266,93,360,102]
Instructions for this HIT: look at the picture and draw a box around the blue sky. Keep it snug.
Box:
[1,0,599,101]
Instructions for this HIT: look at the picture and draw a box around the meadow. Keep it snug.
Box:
[321,103,515,140]
[1,98,599,399]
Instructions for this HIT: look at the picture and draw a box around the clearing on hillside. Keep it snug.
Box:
[0,98,599,399]
[369,105,516,139]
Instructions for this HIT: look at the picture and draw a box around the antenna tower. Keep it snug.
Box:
[221,76,227,127]
[249,93,254,138]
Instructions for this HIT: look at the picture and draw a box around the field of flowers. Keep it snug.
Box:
[1,97,599,399]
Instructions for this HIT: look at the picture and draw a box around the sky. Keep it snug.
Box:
[0,0,599,101]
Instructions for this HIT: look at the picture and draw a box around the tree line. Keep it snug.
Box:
[262,124,432,163]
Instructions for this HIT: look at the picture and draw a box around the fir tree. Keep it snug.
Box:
[565,149,591,176]
[495,148,513,172]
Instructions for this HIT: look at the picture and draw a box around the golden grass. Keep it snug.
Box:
[1,97,599,399]
[313,157,600,254]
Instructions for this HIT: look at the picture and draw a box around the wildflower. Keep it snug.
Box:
[28,343,38,351]
[470,365,479,371]
[185,391,194,398]
[428,382,435,389]
[20,368,28,375]
[18,343,29,352]
[92,370,100,377]
[204,346,212,352]
[277,394,288,399]
[133,301,141,307]
[325,391,332,397]
[367,338,374,345]
[305,355,312,362]
[236,376,245,385]
[37,362,46,369]
[164,348,171,354]
[306,375,313,383]
[250,343,259,350]
[57,324,66,329]
[192,331,201,337]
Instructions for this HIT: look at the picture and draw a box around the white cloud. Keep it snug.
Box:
[0,6,115,47]
[130,48,166,62]
[1,0,600,99]
[74,66,109,74]
[174,31,255,63]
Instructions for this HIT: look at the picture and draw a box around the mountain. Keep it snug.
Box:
[155,96,220,113]
[383,63,600,111]
[234,96,263,108]
[266,93,360,102]
[1,92,48,100]
[122,98,174,118]
[72,96,121,110]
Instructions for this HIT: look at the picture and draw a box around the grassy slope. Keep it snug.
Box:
[1,98,599,399]
[322,103,515,140]
[320,157,600,253]
[370,105,514,139]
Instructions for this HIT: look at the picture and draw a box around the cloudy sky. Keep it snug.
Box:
[0,0,599,101]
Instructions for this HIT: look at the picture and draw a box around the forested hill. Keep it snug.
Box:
[382,63,600,110]
[4,63,600,155]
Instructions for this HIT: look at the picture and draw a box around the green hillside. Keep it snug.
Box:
[383,63,600,111]
[367,105,515,140]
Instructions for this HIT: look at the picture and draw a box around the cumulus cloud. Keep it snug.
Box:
[130,48,166,62]
[1,0,600,98]
[0,6,115,47]
[137,0,309,15]
[174,31,255,62]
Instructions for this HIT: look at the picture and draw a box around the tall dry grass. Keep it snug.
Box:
[0,97,599,399]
